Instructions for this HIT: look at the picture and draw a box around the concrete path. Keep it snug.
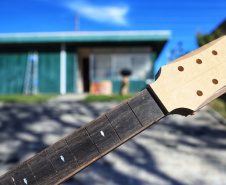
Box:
[0,99,226,185]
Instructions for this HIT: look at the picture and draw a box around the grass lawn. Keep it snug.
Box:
[209,96,226,119]
[2,93,224,119]
[82,94,134,102]
[84,94,226,119]
[0,94,57,103]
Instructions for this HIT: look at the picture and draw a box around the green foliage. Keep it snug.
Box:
[209,96,226,118]
[168,42,189,62]
[82,94,134,102]
[196,29,223,47]
[0,95,57,103]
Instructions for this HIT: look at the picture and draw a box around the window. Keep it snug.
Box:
[91,48,152,80]
[93,54,111,79]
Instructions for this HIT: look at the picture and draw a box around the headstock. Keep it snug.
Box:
[150,36,226,116]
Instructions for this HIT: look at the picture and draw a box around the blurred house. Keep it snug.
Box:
[0,31,170,94]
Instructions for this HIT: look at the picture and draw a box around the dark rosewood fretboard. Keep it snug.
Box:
[0,88,166,185]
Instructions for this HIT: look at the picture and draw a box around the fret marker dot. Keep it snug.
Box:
[60,155,65,162]
[23,178,28,185]
[100,130,105,137]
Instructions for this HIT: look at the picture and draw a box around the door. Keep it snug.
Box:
[82,58,90,92]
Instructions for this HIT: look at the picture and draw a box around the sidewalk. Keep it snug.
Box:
[49,93,88,102]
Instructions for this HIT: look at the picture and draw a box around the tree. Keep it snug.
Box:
[196,29,223,47]
[168,42,189,63]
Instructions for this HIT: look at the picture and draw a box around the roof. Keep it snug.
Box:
[0,31,171,44]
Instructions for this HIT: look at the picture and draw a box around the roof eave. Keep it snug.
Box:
[0,31,171,44]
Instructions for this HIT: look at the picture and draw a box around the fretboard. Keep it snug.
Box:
[0,88,165,185]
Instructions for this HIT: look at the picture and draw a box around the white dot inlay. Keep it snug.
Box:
[23,178,28,184]
[100,130,105,137]
[60,155,65,162]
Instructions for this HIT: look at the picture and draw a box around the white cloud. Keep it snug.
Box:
[64,1,129,25]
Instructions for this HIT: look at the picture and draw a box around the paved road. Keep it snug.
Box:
[0,100,226,185]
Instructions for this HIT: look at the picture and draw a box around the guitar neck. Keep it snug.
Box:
[0,88,166,185]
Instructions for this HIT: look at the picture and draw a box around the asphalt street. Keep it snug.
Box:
[0,98,225,185]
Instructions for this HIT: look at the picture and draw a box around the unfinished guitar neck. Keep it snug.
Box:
[150,36,226,116]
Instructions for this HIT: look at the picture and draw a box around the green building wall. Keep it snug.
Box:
[0,51,77,94]
[38,52,60,93]
[0,53,27,94]
[66,52,77,93]
[38,51,77,94]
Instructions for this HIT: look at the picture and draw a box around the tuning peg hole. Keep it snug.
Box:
[212,79,218,84]
[197,90,203,96]
[212,50,218,55]
[178,66,184,71]
[196,59,202,64]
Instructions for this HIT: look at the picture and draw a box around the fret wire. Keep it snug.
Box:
[10,162,38,185]
[126,101,144,127]
[45,147,60,175]
[64,139,81,167]
[65,128,100,166]
[86,115,121,154]
[105,115,122,141]
[26,161,39,185]
[84,127,101,154]
[46,139,80,180]
[106,102,142,141]
[27,150,60,185]
[10,174,16,185]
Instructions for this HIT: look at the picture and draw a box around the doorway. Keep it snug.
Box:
[82,57,90,92]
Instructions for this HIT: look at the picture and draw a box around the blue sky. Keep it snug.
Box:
[0,0,225,73]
